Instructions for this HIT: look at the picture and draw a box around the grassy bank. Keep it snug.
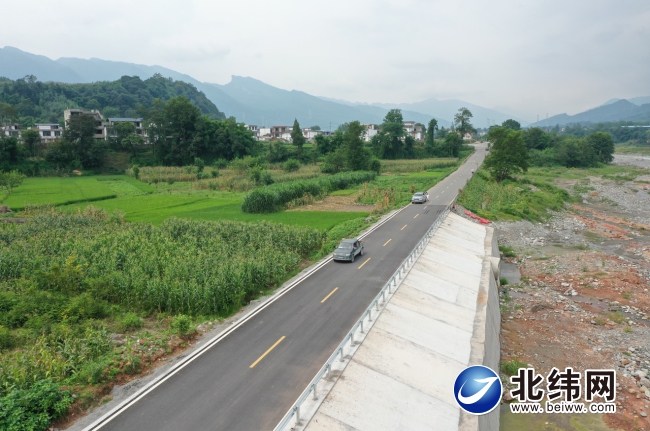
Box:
[458,170,570,221]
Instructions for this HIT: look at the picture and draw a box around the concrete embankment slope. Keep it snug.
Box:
[303,212,501,431]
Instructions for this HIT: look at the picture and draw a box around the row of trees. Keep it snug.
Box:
[309,108,474,163]
[484,120,616,182]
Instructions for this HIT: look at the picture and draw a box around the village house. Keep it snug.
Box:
[2,124,20,138]
[363,124,378,142]
[270,126,290,138]
[245,124,260,139]
[33,123,62,143]
[64,108,104,140]
[403,121,424,140]
[104,117,145,140]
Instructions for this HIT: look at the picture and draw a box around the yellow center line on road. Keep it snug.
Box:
[401,224,407,230]
[321,287,339,303]
[358,258,371,269]
[414,214,419,219]
[249,336,286,368]
[383,239,392,246]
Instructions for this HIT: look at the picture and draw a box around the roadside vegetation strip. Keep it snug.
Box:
[458,169,571,222]
[241,170,377,213]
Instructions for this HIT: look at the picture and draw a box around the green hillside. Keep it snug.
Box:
[0,74,225,127]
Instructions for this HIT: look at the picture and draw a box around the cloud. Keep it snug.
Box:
[1,0,649,119]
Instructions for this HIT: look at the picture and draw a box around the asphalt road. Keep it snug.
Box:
[92,144,487,431]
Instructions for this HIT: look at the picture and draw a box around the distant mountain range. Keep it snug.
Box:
[527,99,650,128]
[2,46,648,130]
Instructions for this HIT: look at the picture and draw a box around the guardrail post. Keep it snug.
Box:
[368,308,372,321]
[327,363,332,380]
[360,320,364,333]
[313,383,318,400]
[350,332,354,346]
[375,300,379,311]
[381,290,385,304]
[296,406,301,425]
[339,347,344,362]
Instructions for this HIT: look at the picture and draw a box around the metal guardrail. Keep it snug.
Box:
[274,198,457,431]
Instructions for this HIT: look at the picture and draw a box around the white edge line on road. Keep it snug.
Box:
[82,200,410,430]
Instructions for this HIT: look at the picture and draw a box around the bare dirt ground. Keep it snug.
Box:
[466,156,650,430]
[287,193,374,212]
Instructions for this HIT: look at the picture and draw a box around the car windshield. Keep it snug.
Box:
[413,193,423,197]
[338,243,353,249]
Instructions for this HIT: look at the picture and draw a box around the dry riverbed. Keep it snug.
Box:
[459,157,650,431]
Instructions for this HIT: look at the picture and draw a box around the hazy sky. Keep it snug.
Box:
[3,0,649,121]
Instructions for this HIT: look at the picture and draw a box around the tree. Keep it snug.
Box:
[437,126,449,139]
[425,119,438,155]
[343,121,368,171]
[162,96,202,165]
[291,118,305,157]
[21,129,41,158]
[555,137,597,168]
[453,107,475,137]
[483,127,529,182]
[0,170,25,194]
[501,119,521,131]
[310,125,321,131]
[376,109,405,159]
[268,140,289,162]
[63,114,105,168]
[523,127,551,150]
[113,121,143,159]
[444,132,462,158]
[587,131,614,164]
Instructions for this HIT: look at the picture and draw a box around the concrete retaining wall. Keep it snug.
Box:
[303,213,501,431]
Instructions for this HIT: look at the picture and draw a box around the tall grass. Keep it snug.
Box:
[241,171,377,213]
[380,158,458,173]
[458,170,570,221]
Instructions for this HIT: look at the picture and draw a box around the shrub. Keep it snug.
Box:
[194,157,205,173]
[260,171,274,185]
[283,159,301,172]
[249,166,263,184]
[369,158,381,174]
[0,325,14,351]
[132,164,140,180]
[241,170,377,213]
[501,358,527,376]
[171,314,192,336]
[500,277,509,286]
[0,379,72,431]
[214,158,228,169]
[210,169,219,178]
[119,313,143,332]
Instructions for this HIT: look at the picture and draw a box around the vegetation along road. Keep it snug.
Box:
[81,146,486,431]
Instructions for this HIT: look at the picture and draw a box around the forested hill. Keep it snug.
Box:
[0,74,226,126]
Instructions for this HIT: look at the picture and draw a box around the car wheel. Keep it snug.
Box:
[351,254,355,263]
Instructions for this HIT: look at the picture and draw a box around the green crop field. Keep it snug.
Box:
[64,194,366,229]
[2,176,117,210]
[1,175,156,211]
